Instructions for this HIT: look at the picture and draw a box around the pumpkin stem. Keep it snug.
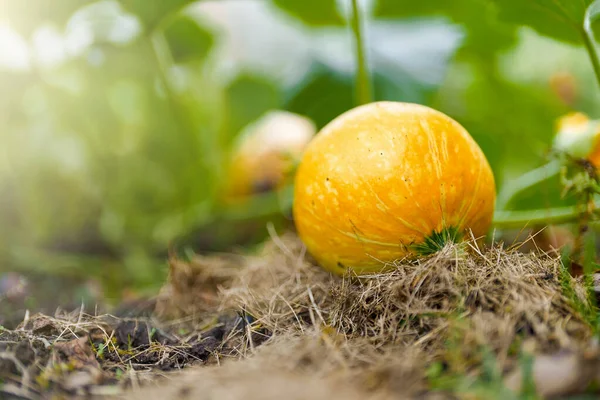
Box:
[412,226,463,256]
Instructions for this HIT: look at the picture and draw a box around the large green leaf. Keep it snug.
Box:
[284,66,355,129]
[489,0,592,44]
[118,0,194,30]
[164,15,215,63]
[376,0,590,44]
[374,0,517,57]
[271,0,345,26]
[283,63,441,130]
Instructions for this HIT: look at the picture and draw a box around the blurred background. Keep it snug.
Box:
[1,0,598,326]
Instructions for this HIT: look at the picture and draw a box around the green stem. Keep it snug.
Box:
[583,1,600,89]
[492,203,595,229]
[350,0,373,105]
[582,31,600,89]
[495,160,562,210]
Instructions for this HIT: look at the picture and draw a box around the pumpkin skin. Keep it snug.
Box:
[292,101,496,275]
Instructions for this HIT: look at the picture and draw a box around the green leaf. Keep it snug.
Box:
[118,0,193,30]
[284,65,356,129]
[223,74,281,140]
[272,0,345,26]
[164,15,215,63]
[374,0,517,57]
[490,0,592,44]
[284,63,444,130]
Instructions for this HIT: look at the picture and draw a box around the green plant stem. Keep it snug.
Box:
[583,1,600,89]
[583,32,600,89]
[492,203,598,229]
[496,160,562,210]
[350,0,373,105]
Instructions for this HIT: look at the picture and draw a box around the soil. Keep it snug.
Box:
[1,231,600,400]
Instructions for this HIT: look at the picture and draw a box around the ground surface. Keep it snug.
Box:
[1,232,599,399]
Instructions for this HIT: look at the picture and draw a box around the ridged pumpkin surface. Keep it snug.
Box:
[292,101,496,275]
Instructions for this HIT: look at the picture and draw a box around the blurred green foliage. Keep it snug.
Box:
[120,0,194,29]
[164,15,215,63]
[273,0,344,26]
[1,0,600,299]
[491,0,592,44]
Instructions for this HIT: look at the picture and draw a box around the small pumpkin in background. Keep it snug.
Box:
[293,101,496,276]
[553,112,600,168]
[223,110,317,202]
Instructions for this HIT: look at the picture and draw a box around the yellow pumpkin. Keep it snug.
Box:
[292,101,496,275]
[553,112,600,168]
[223,111,316,201]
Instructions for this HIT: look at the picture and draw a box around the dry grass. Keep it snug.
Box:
[218,233,591,347]
[2,231,599,399]
[136,232,597,399]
